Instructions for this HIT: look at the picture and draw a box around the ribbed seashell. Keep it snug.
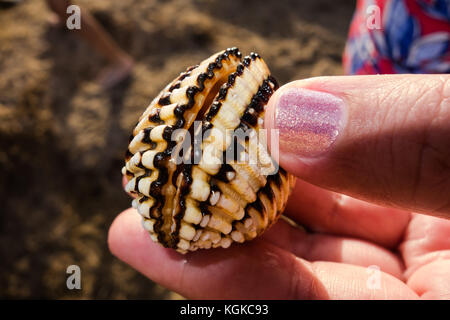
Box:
[123,48,295,253]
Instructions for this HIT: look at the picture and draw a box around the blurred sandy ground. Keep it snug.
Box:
[0,0,354,299]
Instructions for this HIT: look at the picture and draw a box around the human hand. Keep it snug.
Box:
[109,74,450,299]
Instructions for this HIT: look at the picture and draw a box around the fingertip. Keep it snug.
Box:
[122,175,128,189]
[266,75,450,217]
[107,208,140,258]
[264,85,278,131]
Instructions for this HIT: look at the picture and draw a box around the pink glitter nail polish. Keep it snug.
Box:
[276,88,345,158]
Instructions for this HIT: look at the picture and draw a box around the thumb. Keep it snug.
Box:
[265,74,450,218]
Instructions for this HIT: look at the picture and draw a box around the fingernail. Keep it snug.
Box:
[276,88,346,158]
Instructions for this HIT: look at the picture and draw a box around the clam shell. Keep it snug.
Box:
[123,48,295,253]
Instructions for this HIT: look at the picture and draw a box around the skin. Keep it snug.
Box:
[109,74,450,299]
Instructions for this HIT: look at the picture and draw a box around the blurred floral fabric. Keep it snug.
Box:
[344,0,450,74]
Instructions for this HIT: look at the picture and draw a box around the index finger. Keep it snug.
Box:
[108,208,418,299]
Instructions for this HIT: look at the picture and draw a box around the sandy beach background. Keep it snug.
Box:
[0,0,354,299]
